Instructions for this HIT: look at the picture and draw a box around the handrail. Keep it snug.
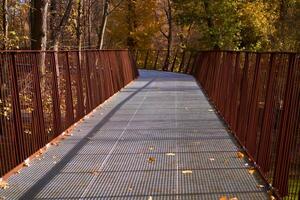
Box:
[0,50,138,177]
[135,49,300,200]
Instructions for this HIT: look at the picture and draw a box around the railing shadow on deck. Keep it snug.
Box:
[0,50,138,178]
[135,49,300,200]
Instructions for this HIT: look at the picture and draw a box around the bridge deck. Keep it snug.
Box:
[0,70,268,199]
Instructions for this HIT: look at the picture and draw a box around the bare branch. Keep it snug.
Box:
[108,0,124,15]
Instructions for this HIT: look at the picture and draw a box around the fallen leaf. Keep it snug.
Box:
[166,153,175,156]
[148,196,153,200]
[229,197,238,200]
[51,142,59,146]
[257,184,264,188]
[270,195,276,200]
[219,196,228,200]
[182,170,193,174]
[237,152,244,159]
[209,158,215,161]
[148,157,155,163]
[91,171,100,176]
[208,109,214,112]
[128,187,133,191]
[149,146,155,151]
[24,158,30,167]
[248,168,255,175]
[0,179,9,190]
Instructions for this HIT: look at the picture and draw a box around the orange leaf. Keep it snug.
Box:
[148,157,155,163]
[237,152,244,159]
[248,168,255,175]
[219,196,228,200]
[0,179,9,190]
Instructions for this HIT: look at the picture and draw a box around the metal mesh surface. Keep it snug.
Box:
[0,70,268,200]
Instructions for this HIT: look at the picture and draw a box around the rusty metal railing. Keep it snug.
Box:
[135,49,300,200]
[0,50,138,177]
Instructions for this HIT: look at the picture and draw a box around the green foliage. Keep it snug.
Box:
[173,0,297,51]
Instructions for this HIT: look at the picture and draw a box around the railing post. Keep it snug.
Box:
[153,50,160,70]
[256,53,277,173]
[171,50,178,72]
[143,50,149,69]
[9,52,25,162]
[50,52,62,137]
[273,53,299,196]
[76,51,85,119]
[245,54,261,156]
[85,50,93,111]
[32,52,47,144]
[236,52,249,140]
[184,51,193,74]
[179,51,186,73]
[64,52,75,127]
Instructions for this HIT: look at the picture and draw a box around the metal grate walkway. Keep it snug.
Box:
[0,70,269,199]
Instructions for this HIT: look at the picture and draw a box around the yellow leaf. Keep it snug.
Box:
[248,168,255,175]
[24,158,30,167]
[149,146,155,151]
[257,184,264,188]
[182,170,193,174]
[0,179,9,190]
[148,157,155,163]
[51,142,59,146]
[219,196,228,200]
[237,152,244,159]
[166,153,176,156]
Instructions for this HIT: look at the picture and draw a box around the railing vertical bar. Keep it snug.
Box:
[50,52,62,137]
[9,52,25,163]
[64,52,75,126]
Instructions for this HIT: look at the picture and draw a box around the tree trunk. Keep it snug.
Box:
[49,0,73,49]
[163,0,173,71]
[0,0,8,137]
[30,0,49,74]
[278,0,287,51]
[76,0,83,50]
[87,0,92,48]
[30,0,48,50]
[2,0,8,50]
[203,0,219,50]
[97,0,110,49]
[126,0,137,50]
